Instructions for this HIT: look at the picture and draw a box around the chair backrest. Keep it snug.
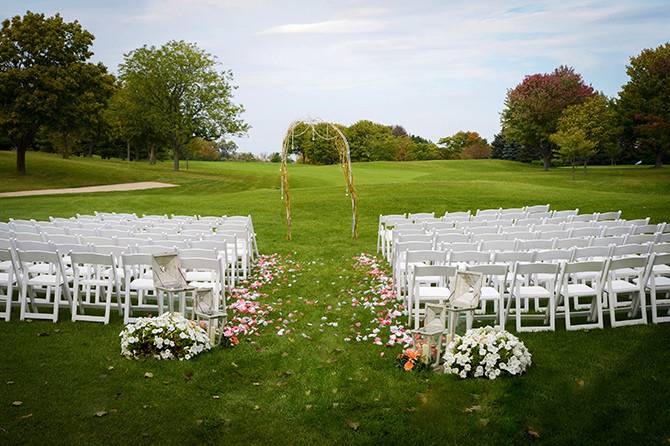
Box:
[480,240,517,252]
[41,226,68,235]
[70,228,98,237]
[443,211,471,219]
[515,262,560,276]
[611,243,650,257]
[53,243,92,255]
[396,233,433,244]
[493,251,535,264]
[541,230,572,240]
[121,253,153,268]
[14,240,52,252]
[516,218,545,227]
[632,224,663,235]
[11,223,39,233]
[607,256,647,277]
[179,256,223,278]
[570,213,597,222]
[409,212,435,220]
[572,227,604,238]
[626,234,658,244]
[449,251,491,265]
[98,229,130,238]
[17,249,62,265]
[70,252,115,267]
[0,248,13,264]
[624,218,650,227]
[572,246,611,261]
[651,243,670,254]
[500,207,525,215]
[424,221,455,232]
[116,237,147,247]
[596,210,622,221]
[604,226,633,237]
[563,260,606,274]
[471,233,505,242]
[526,204,551,214]
[178,248,218,260]
[534,249,573,263]
[468,226,499,235]
[590,236,625,247]
[593,220,621,228]
[412,264,457,282]
[136,245,177,256]
[466,263,508,278]
[93,245,127,259]
[533,224,564,233]
[554,237,591,249]
[475,208,501,218]
[517,239,554,251]
[444,242,480,252]
[552,209,579,218]
[12,232,44,242]
[405,250,447,266]
[544,216,570,224]
[44,234,80,245]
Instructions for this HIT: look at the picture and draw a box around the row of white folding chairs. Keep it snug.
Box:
[1,229,254,278]
[393,242,670,297]
[0,247,228,324]
[407,252,670,333]
[377,211,632,258]
[387,230,667,262]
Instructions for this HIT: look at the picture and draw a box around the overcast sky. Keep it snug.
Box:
[3,0,669,153]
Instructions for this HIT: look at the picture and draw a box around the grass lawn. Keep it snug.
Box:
[1,151,669,445]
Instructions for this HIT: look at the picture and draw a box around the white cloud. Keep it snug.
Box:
[260,18,387,35]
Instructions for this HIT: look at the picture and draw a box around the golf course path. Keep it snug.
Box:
[0,181,178,198]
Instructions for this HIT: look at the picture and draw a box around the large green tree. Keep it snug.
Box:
[501,66,595,170]
[550,129,597,178]
[618,43,670,168]
[0,11,111,173]
[556,94,622,165]
[118,40,248,170]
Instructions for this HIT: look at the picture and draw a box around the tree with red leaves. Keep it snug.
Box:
[501,66,595,170]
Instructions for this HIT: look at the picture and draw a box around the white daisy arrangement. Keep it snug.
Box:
[120,312,212,360]
[443,326,532,379]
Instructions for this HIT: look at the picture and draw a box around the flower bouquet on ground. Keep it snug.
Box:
[443,326,532,379]
[396,348,430,372]
[120,312,212,360]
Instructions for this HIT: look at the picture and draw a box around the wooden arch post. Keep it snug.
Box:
[280,119,358,240]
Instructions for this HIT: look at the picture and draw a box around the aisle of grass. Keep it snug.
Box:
[1,152,669,445]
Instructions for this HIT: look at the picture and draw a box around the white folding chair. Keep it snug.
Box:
[180,257,227,316]
[552,209,579,218]
[70,252,120,324]
[409,265,456,329]
[445,271,483,338]
[557,260,606,331]
[0,249,16,321]
[466,263,508,328]
[604,256,648,327]
[642,253,670,323]
[122,253,159,323]
[596,210,622,221]
[509,262,559,332]
[17,250,71,322]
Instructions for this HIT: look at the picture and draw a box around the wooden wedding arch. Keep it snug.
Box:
[280,119,358,240]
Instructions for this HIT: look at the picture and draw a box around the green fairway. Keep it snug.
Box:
[1,151,669,445]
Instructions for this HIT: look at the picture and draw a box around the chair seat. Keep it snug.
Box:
[562,283,597,297]
[572,271,599,281]
[480,286,500,300]
[27,274,64,287]
[653,264,670,275]
[80,278,113,287]
[415,286,450,300]
[518,285,551,298]
[612,268,638,278]
[637,276,670,290]
[188,281,214,289]
[0,260,12,271]
[28,263,51,274]
[185,271,214,282]
[129,278,154,290]
[608,280,639,294]
[0,272,15,284]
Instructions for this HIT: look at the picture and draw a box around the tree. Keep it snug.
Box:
[187,137,220,161]
[0,11,109,173]
[118,40,248,170]
[461,142,491,159]
[345,120,399,161]
[618,43,670,168]
[556,94,622,166]
[550,129,596,178]
[501,66,595,170]
[438,131,488,159]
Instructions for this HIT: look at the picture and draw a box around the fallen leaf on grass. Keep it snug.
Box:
[576,378,585,388]
[37,332,49,337]
[107,366,114,371]
[417,393,428,404]
[6,381,14,385]
[479,418,489,427]
[403,407,416,413]
[305,404,312,410]
[253,405,260,410]
[346,420,360,431]
[212,395,220,400]
[527,427,541,439]
[12,401,23,406]
[94,411,107,417]
[17,413,32,420]
[184,371,193,381]
[464,405,482,413]
[252,382,260,386]
[144,372,154,379]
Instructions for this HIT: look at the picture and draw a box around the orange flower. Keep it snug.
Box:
[405,349,420,361]
[404,360,415,371]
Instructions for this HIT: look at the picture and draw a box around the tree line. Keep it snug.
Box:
[1,11,668,173]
